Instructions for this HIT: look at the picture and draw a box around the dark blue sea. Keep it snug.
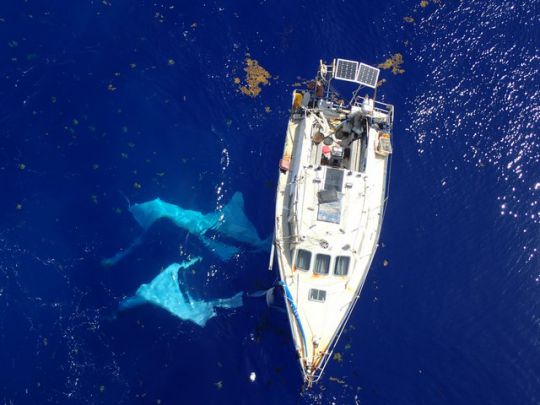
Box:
[1,0,538,404]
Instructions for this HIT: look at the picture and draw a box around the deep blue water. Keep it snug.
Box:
[1,0,539,404]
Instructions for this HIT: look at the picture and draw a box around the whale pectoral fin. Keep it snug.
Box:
[214,292,244,309]
[219,192,270,248]
[247,290,269,298]
[101,234,144,267]
[200,236,240,261]
[118,295,146,310]
[129,198,166,230]
[221,192,247,227]
[257,234,273,251]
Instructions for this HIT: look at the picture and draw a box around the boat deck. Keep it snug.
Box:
[275,108,389,382]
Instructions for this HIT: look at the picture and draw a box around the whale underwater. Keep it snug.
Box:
[119,258,244,327]
[107,192,270,326]
[103,192,271,265]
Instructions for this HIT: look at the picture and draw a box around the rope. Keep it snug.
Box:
[278,281,308,359]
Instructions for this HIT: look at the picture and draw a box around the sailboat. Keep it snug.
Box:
[269,59,394,385]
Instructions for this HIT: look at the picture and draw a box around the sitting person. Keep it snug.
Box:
[321,145,331,165]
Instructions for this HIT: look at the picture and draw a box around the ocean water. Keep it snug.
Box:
[0,0,538,404]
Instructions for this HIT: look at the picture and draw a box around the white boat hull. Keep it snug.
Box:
[273,61,393,384]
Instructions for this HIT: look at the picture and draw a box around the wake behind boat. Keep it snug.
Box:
[270,59,394,385]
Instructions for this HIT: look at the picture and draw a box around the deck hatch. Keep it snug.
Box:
[324,168,344,192]
[318,168,344,223]
[308,288,327,303]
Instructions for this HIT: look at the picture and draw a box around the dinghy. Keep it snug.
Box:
[270,59,394,385]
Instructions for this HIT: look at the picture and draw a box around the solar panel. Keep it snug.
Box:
[356,63,380,88]
[334,59,359,83]
[334,59,380,88]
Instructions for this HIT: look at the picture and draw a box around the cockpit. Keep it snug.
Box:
[312,111,370,173]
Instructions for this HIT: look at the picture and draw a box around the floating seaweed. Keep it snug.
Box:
[333,352,343,362]
[329,376,346,385]
[235,58,271,98]
[378,53,405,75]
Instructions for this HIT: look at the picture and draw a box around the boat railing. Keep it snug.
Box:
[353,99,394,124]
[307,260,372,385]
[287,174,301,243]
[363,99,394,117]
[309,59,395,126]
[302,88,394,128]
[307,287,361,384]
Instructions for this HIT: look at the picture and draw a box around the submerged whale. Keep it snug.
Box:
[119,258,243,327]
[103,192,270,265]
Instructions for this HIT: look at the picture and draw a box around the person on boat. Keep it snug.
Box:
[321,145,331,165]
[307,80,324,98]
